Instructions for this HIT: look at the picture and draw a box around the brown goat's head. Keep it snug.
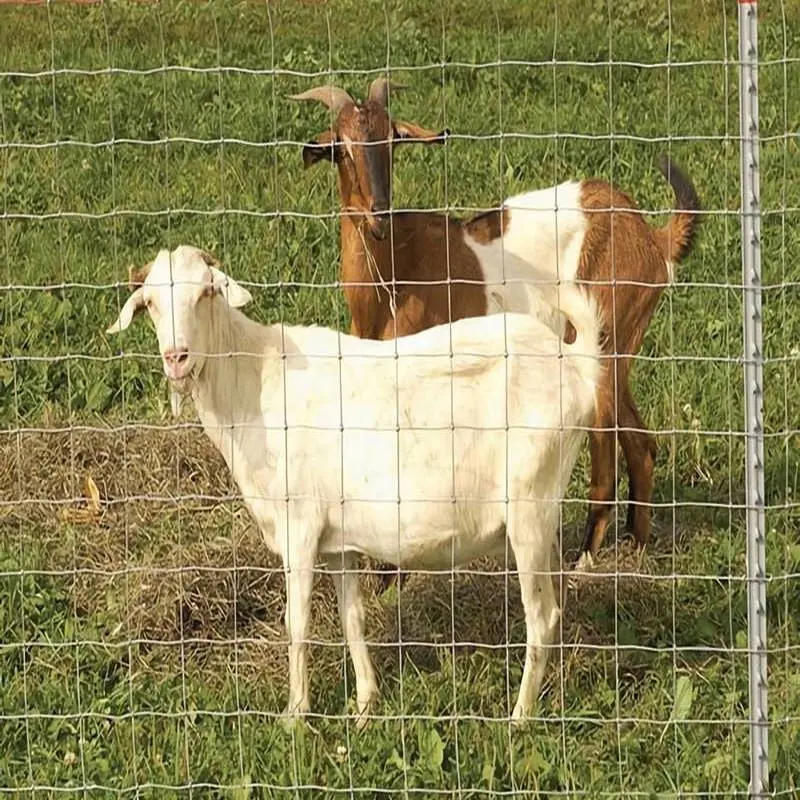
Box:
[290,78,448,240]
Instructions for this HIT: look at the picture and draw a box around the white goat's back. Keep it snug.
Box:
[248,306,599,569]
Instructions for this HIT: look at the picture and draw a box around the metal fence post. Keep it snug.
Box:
[737,1,769,797]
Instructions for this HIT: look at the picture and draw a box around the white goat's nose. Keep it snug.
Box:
[163,347,189,366]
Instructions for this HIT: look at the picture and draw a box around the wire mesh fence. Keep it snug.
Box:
[0,0,797,797]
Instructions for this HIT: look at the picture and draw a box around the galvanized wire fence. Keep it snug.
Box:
[0,0,795,797]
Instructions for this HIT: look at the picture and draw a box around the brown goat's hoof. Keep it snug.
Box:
[573,551,595,573]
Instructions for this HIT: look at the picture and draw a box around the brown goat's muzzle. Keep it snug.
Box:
[367,213,389,240]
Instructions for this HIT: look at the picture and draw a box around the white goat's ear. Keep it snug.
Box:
[106,287,146,334]
[208,266,252,308]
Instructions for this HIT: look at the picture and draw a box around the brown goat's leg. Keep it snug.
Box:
[618,386,656,550]
[576,414,619,569]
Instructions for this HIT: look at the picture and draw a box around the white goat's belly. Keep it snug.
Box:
[307,427,511,567]
[231,426,531,568]
[318,502,507,569]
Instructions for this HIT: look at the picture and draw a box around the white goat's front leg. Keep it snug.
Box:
[508,523,560,723]
[325,551,379,729]
[283,545,317,724]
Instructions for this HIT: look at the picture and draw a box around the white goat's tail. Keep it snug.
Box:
[488,260,603,395]
[555,282,601,354]
[540,279,603,396]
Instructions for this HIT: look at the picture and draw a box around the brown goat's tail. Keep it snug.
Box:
[653,154,700,268]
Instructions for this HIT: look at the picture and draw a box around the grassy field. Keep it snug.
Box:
[1,0,799,796]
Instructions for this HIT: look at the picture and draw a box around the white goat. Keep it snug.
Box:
[106,245,602,726]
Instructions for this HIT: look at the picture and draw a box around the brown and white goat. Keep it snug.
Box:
[484,167,700,573]
[292,79,700,578]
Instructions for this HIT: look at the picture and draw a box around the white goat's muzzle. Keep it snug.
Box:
[162,347,192,382]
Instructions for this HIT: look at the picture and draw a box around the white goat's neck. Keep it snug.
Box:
[189,303,278,464]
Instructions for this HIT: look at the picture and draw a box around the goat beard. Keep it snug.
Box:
[167,375,192,418]
[169,387,184,418]
[168,374,193,394]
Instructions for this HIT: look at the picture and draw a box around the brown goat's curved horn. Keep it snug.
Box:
[289,85,355,115]
[367,77,407,108]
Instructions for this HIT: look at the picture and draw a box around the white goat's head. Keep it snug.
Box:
[106,245,252,393]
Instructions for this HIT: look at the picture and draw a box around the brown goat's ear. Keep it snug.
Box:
[392,121,449,145]
[302,130,339,169]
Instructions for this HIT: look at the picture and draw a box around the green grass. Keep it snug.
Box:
[1,0,799,796]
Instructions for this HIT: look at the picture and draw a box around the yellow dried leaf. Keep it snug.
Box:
[59,473,103,525]
[85,474,101,514]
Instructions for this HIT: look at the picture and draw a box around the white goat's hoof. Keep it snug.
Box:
[510,705,531,727]
[355,707,372,731]
[280,714,300,733]
[354,693,378,731]
[280,703,310,732]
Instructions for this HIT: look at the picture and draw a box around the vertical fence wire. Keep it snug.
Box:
[737,1,769,797]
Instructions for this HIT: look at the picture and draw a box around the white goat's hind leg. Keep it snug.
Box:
[509,526,560,723]
[326,551,379,730]
[283,553,316,725]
